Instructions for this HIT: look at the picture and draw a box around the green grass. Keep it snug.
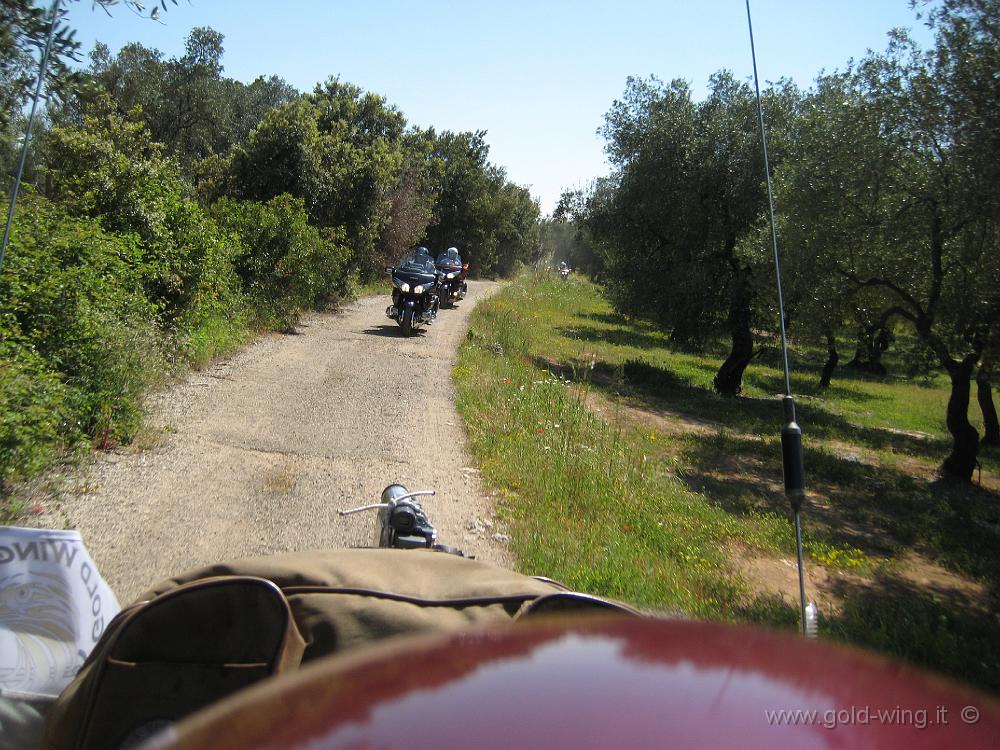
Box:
[350,276,392,299]
[456,338,786,617]
[454,272,1000,692]
[177,309,255,370]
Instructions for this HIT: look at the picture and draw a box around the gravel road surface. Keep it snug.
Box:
[55,282,508,603]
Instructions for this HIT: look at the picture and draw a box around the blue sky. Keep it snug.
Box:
[65,1,936,214]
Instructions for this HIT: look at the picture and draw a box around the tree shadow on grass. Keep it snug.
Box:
[532,354,916,449]
[555,324,669,351]
[599,358,951,463]
[824,573,999,693]
[676,429,1000,581]
[739,574,999,693]
[577,311,652,329]
[564,319,920,409]
[683,467,901,558]
[803,382,887,405]
[742,369,889,406]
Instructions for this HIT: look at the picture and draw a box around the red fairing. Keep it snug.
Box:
[170,618,1000,750]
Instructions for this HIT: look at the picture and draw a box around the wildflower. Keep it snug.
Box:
[537,428,545,434]
[504,377,511,384]
[622,523,632,531]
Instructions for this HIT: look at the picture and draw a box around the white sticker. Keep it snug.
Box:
[0,527,120,698]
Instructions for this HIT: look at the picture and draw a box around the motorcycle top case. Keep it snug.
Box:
[43,548,635,749]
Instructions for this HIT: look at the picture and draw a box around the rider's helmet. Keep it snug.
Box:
[416,246,430,257]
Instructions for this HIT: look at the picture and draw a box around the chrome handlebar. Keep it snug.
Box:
[338,490,435,517]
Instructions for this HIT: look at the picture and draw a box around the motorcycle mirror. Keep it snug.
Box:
[385,266,394,274]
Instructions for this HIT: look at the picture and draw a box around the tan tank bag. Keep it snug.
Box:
[43,548,635,749]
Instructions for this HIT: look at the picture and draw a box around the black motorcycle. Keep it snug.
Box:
[435,247,469,308]
[385,248,440,335]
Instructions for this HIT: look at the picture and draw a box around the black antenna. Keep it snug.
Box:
[745,0,810,636]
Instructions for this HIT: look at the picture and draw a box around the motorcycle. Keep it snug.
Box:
[36,483,1000,750]
[434,247,469,308]
[385,248,440,335]
[339,484,464,556]
[99,482,999,750]
[559,265,571,281]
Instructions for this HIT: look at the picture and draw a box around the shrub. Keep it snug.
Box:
[0,334,74,492]
[0,195,166,450]
[212,194,352,328]
[45,100,239,324]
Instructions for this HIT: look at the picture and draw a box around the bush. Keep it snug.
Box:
[0,195,167,452]
[212,194,352,327]
[45,101,239,324]
[0,335,74,492]
[0,97,393,504]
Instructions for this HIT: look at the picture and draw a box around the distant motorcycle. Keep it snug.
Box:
[386,248,440,335]
[435,247,468,308]
[559,265,572,281]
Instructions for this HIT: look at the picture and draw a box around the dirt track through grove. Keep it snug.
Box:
[52,282,508,603]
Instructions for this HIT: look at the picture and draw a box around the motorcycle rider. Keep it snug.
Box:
[435,246,467,306]
[437,246,462,266]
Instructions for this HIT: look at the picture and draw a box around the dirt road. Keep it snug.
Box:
[55,282,508,603]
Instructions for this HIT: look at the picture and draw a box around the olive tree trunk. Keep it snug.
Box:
[819,330,839,389]
[845,324,889,375]
[977,366,1000,446]
[713,266,754,396]
[941,353,980,480]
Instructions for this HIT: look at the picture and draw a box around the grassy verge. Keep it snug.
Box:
[454,272,1000,691]
[350,276,392,298]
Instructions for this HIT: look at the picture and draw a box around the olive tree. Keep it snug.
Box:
[588,72,799,394]
[775,5,1000,480]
